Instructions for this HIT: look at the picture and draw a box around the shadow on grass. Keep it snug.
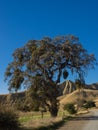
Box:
[21,116,72,130]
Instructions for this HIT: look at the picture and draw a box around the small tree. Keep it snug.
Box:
[5,35,97,117]
[83,101,96,109]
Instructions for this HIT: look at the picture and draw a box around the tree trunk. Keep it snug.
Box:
[50,106,58,117]
[49,99,59,117]
[47,82,59,117]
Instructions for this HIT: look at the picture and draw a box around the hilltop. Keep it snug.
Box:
[59,80,98,95]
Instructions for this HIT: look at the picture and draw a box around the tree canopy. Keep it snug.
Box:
[5,35,97,117]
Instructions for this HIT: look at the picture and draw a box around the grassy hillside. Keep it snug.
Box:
[59,89,98,106]
[0,91,25,104]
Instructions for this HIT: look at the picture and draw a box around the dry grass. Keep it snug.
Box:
[59,89,98,106]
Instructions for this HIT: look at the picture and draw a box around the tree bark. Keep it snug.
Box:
[49,106,58,117]
[49,99,59,117]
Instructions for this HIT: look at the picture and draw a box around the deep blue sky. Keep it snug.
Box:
[0,0,98,94]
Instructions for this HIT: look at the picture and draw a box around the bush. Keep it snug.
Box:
[15,100,30,112]
[83,101,96,109]
[0,107,20,130]
[63,103,76,114]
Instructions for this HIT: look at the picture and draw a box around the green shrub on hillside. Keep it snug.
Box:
[63,103,76,114]
[83,101,96,109]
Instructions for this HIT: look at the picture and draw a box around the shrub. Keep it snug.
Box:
[0,107,20,130]
[63,103,76,114]
[83,101,96,109]
[15,100,30,112]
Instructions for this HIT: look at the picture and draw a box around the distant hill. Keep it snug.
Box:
[0,91,25,104]
[58,80,76,95]
[85,83,98,90]
[59,80,98,96]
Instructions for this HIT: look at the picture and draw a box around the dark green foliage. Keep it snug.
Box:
[83,101,96,109]
[0,107,20,130]
[63,103,77,114]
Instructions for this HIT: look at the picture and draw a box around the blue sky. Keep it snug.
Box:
[0,0,98,94]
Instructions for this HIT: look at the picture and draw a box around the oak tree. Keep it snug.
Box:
[5,35,96,117]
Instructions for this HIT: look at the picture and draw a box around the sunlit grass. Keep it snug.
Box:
[19,110,68,123]
[19,111,50,123]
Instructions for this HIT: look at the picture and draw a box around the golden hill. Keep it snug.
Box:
[59,80,98,96]
[59,89,98,107]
